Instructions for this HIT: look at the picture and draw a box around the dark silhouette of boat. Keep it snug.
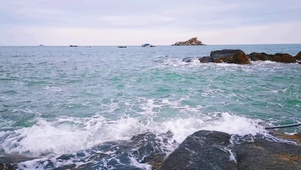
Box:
[118,46,127,48]
[141,44,155,47]
[70,45,78,47]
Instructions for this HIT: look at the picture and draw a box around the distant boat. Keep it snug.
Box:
[141,44,155,47]
[70,45,78,47]
[39,44,45,46]
[118,46,127,48]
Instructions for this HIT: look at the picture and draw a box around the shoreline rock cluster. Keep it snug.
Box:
[172,37,204,46]
[1,130,301,169]
[183,49,301,64]
[159,130,301,170]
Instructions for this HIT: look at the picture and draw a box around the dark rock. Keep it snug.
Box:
[198,56,213,63]
[271,53,296,63]
[235,135,301,170]
[173,37,204,46]
[159,130,236,170]
[249,52,270,61]
[249,52,296,63]
[0,154,38,170]
[182,57,194,63]
[210,49,251,64]
[296,51,301,60]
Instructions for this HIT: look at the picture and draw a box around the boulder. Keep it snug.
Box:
[210,49,251,64]
[159,130,236,170]
[249,52,296,63]
[271,53,296,63]
[173,37,204,46]
[159,130,301,170]
[295,51,301,60]
[198,56,213,63]
[234,135,301,170]
[249,52,270,61]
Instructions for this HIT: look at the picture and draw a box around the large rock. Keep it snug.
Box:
[235,135,301,170]
[198,56,213,63]
[159,130,236,170]
[159,130,301,170]
[173,37,204,46]
[295,51,301,60]
[210,49,251,64]
[249,52,296,63]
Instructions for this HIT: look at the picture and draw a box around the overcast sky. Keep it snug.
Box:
[1,0,301,45]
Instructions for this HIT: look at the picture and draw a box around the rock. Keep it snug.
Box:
[249,52,270,61]
[210,49,251,64]
[249,52,296,63]
[296,51,301,60]
[173,37,204,46]
[234,135,301,170]
[182,57,194,63]
[198,56,213,63]
[0,154,38,170]
[159,130,236,170]
[271,53,296,63]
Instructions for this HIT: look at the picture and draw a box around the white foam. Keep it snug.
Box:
[0,112,266,157]
[201,112,266,136]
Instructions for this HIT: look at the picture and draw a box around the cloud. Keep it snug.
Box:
[0,0,301,45]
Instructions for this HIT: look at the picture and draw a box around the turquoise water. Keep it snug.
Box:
[0,45,300,169]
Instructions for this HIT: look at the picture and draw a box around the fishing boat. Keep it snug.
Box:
[141,44,155,47]
[70,45,78,47]
[118,46,127,48]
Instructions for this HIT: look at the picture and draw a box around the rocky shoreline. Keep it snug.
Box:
[183,49,301,64]
[1,130,301,169]
[159,130,301,170]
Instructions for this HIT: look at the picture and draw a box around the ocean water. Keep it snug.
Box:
[0,45,300,169]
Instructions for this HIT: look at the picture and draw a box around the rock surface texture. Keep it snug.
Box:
[159,130,301,170]
[159,130,236,170]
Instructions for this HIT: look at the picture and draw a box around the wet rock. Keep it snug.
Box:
[198,56,213,63]
[15,132,172,170]
[173,37,204,46]
[210,49,251,64]
[182,57,194,63]
[234,135,301,170]
[159,130,236,170]
[0,154,38,170]
[271,53,296,63]
[249,52,270,61]
[249,52,296,63]
[295,51,301,60]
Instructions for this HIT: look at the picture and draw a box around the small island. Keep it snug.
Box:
[172,37,204,46]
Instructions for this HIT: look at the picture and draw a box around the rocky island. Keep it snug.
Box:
[172,37,204,46]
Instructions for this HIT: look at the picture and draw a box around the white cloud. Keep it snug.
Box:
[0,0,301,45]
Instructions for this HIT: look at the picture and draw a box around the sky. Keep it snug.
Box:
[0,0,301,45]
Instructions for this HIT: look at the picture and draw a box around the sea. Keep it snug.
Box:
[0,44,300,169]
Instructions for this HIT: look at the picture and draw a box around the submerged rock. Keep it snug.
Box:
[159,131,236,170]
[14,132,172,170]
[173,37,204,46]
[182,57,194,63]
